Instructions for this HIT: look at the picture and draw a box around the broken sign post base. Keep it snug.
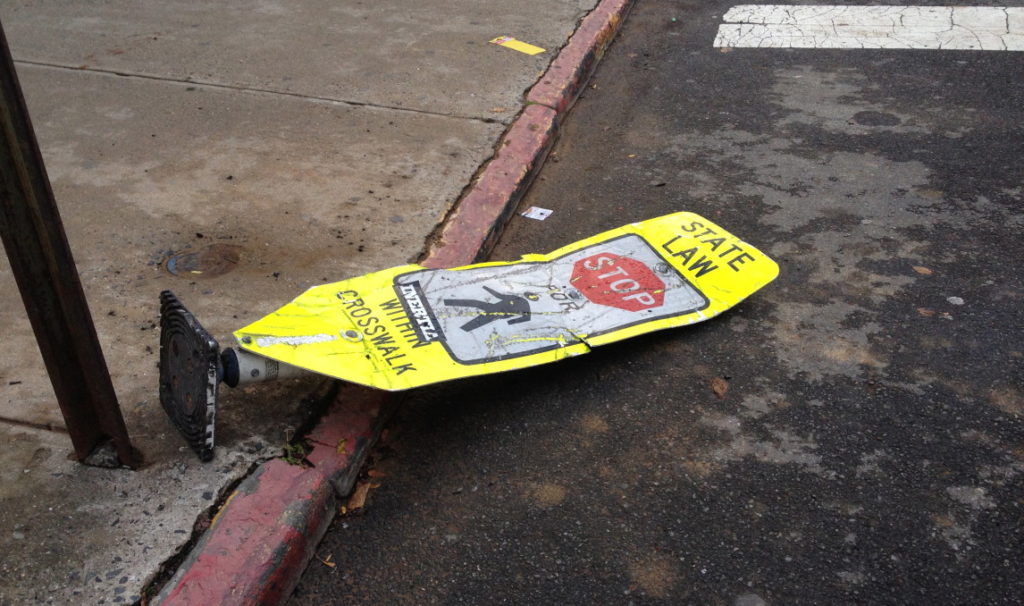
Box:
[161,212,778,459]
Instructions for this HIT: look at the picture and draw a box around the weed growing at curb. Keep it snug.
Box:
[282,439,313,467]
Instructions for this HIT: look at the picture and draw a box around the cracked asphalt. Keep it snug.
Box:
[293,0,1023,603]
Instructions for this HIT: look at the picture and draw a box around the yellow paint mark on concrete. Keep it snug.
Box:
[490,36,546,55]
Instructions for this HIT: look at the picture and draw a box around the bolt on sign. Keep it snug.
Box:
[234,212,779,390]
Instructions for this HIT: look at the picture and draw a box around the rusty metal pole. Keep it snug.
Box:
[0,20,139,468]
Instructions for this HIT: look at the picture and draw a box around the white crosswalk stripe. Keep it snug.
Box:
[714,5,1024,50]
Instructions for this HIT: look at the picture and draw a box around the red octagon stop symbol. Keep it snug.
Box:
[571,253,665,311]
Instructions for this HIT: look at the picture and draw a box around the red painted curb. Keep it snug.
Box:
[423,104,558,269]
[157,461,334,606]
[528,0,634,116]
[154,0,635,603]
[154,387,391,606]
[305,386,398,496]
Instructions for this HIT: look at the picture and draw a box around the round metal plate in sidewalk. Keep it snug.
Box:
[165,244,242,278]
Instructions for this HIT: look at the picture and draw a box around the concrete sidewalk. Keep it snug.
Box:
[0,1,612,603]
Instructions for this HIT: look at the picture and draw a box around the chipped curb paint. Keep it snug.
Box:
[155,461,335,606]
[153,0,636,603]
[527,0,635,116]
[304,387,399,498]
[423,104,557,269]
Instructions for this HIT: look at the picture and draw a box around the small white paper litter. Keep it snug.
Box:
[522,206,553,221]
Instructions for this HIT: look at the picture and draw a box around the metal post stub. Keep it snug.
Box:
[159,290,220,461]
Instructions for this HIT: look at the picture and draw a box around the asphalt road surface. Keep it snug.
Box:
[293,0,1024,603]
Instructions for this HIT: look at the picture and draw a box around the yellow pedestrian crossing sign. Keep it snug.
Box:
[234,212,779,391]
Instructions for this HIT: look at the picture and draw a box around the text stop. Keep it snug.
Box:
[571,253,666,311]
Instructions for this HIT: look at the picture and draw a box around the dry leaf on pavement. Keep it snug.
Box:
[347,482,371,511]
[317,553,336,568]
[711,377,729,399]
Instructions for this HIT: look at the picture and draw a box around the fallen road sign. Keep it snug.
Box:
[161,211,778,459]
[233,211,779,390]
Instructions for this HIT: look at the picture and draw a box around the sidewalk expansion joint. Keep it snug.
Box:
[13,59,503,125]
[0,414,69,434]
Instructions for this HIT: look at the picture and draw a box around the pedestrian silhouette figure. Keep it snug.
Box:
[444,286,532,332]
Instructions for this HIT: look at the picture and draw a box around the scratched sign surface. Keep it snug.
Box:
[234,212,779,390]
